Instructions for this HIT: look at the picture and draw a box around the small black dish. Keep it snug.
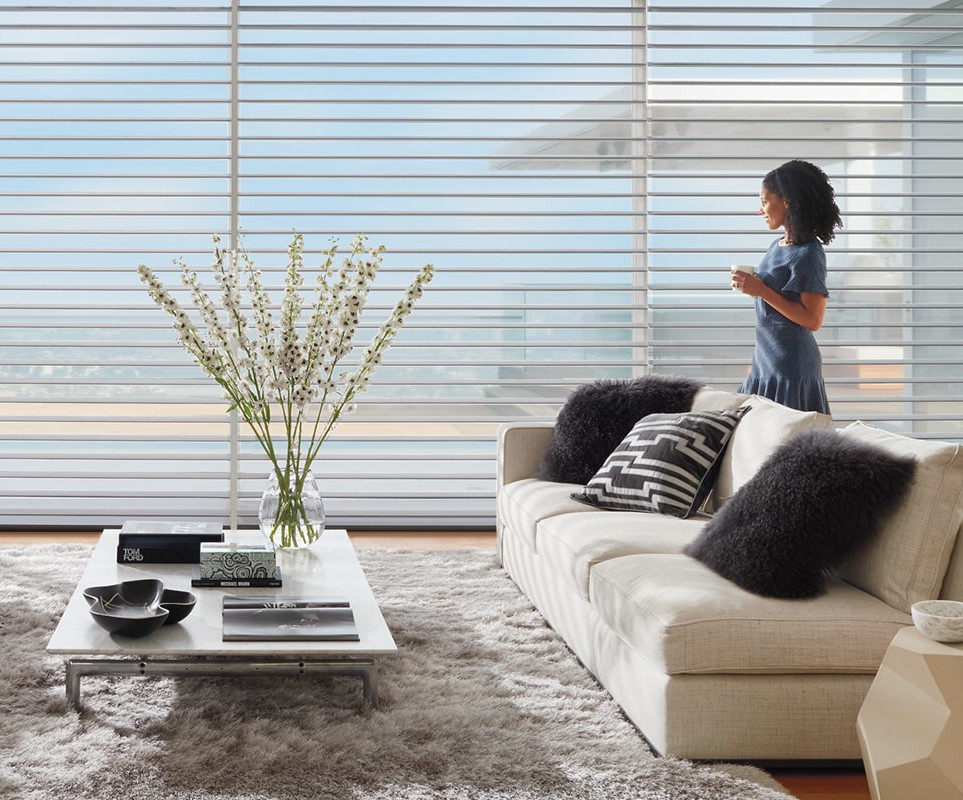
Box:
[160,588,197,625]
[83,578,168,637]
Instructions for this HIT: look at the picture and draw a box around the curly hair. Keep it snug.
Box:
[764,160,843,245]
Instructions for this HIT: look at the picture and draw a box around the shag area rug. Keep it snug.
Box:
[0,544,793,800]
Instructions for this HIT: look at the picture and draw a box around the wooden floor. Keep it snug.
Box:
[2,529,871,800]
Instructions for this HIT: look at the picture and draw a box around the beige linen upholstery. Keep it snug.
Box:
[835,421,963,612]
[689,386,750,412]
[496,478,589,552]
[497,421,555,488]
[536,511,706,599]
[940,541,963,601]
[710,394,834,508]
[589,553,910,674]
[499,523,878,760]
[495,386,963,760]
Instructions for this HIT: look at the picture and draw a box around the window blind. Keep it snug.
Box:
[1,2,961,532]
[644,1,963,441]
[1,2,237,528]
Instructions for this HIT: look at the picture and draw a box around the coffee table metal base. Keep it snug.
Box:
[64,656,380,710]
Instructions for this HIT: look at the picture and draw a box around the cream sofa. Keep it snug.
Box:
[496,387,963,762]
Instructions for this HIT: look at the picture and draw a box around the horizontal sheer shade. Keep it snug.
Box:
[2,1,962,531]
[641,0,963,443]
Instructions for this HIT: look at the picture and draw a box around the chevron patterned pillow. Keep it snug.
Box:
[573,407,749,518]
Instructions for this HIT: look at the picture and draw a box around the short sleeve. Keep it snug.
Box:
[782,241,828,297]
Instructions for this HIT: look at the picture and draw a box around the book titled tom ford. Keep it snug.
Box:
[116,520,225,564]
[221,596,359,642]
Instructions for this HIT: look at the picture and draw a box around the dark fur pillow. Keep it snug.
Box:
[537,375,703,485]
[683,429,917,599]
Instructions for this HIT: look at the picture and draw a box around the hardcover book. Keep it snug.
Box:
[120,520,224,536]
[191,566,283,588]
[117,520,225,564]
[221,596,359,641]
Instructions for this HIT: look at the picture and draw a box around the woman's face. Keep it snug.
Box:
[759,186,788,232]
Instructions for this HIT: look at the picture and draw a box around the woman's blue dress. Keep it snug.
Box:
[739,238,831,414]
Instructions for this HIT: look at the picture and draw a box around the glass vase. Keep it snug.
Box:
[258,468,325,549]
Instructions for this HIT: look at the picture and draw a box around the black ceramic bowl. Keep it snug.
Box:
[83,578,169,637]
[160,588,197,625]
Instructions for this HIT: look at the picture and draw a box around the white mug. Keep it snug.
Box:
[730,264,754,291]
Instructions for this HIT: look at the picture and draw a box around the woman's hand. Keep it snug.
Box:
[731,268,763,296]
[734,277,826,333]
[730,268,825,330]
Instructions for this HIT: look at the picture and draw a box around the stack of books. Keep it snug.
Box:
[192,540,282,588]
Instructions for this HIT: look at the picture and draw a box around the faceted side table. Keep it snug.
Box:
[857,626,963,800]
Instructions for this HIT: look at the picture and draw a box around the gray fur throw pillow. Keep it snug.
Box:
[683,428,917,599]
[537,375,703,485]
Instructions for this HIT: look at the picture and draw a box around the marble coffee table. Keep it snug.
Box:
[47,528,396,709]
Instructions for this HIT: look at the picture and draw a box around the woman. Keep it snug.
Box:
[731,159,842,414]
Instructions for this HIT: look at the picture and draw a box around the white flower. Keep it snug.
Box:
[138,234,434,546]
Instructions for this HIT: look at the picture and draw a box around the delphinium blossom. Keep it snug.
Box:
[138,233,434,547]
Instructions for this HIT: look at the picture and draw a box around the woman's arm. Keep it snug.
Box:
[733,272,826,331]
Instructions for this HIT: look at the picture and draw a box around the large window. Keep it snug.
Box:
[2,1,961,530]
[644,1,963,440]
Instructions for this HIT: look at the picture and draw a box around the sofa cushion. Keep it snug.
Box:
[536,375,702,485]
[497,478,592,553]
[834,421,963,612]
[684,429,917,599]
[573,408,747,518]
[537,511,707,599]
[689,386,749,412]
[589,553,911,675]
[709,394,834,510]
[939,539,963,602]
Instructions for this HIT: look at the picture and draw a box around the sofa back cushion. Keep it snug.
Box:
[833,421,963,612]
[939,534,963,602]
[689,386,748,413]
[708,394,834,510]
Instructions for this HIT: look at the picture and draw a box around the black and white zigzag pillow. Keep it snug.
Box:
[573,406,749,518]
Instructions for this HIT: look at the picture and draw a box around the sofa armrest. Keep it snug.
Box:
[497,421,556,488]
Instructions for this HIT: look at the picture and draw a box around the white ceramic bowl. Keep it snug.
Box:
[911,600,963,643]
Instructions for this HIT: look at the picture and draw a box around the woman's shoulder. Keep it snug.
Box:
[794,238,825,254]
[786,239,829,295]
[788,238,826,269]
